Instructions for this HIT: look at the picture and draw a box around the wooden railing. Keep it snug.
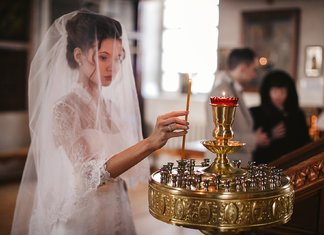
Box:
[259,138,324,235]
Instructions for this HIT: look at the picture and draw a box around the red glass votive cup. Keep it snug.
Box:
[210,96,238,106]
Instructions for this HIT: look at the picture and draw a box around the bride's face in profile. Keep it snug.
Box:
[79,38,124,87]
[96,38,124,86]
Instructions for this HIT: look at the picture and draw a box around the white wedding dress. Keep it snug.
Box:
[26,86,137,235]
[11,10,149,235]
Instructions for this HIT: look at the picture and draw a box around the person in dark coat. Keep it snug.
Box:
[250,69,311,164]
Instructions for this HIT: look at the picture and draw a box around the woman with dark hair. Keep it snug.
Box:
[250,69,311,164]
[11,10,189,235]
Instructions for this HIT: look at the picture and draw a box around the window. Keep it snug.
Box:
[161,0,219,94]
[140,0,219,97]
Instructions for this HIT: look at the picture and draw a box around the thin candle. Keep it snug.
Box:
[181,75,192,160]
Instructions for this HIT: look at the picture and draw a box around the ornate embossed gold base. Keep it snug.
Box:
[149,170,294,234]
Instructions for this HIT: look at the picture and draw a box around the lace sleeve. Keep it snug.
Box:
[52,101,110,191]
[52,101,77,149]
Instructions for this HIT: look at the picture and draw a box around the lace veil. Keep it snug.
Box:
[12,10,149,234]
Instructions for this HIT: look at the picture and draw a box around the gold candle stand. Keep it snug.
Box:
[201,103,246,177]
[148,98,294,234]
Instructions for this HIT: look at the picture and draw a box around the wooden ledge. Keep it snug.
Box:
[0,147,29,160]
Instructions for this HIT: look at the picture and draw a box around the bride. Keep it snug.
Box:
[11,10,189,235]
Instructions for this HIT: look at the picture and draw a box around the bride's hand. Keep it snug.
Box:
[147,111,189,150]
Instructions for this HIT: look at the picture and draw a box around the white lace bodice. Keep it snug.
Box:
[52,86,119,190]
[31,86,138,234]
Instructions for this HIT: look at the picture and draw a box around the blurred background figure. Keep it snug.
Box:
[250,69,311,164]
[206,48,269,166]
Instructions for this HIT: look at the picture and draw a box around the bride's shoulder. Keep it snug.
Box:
[53,92,79,116]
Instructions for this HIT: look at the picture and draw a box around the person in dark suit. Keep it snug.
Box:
[206,48,270,166]
[250,69,311,164]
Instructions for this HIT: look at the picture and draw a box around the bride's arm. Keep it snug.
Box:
[106,111,189,178]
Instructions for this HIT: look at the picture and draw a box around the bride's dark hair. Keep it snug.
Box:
[65,10,122,69]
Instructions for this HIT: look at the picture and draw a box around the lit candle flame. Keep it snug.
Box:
[222,91,226,97]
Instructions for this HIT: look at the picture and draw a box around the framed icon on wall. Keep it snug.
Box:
[305,46,323,78]
[242,9,300,91]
